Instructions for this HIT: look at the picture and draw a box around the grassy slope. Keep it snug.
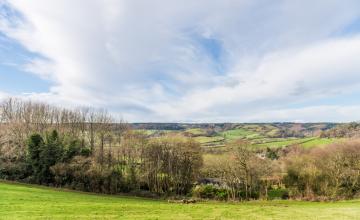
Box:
[193,136,224,144]
[255,137,314,148]
[1,182,360,220]
[301,138,342,148]
[186,128,207,135]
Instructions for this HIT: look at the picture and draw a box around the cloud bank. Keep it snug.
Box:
[1,0,360,122]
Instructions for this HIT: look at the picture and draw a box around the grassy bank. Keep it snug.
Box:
[0,181,359,219]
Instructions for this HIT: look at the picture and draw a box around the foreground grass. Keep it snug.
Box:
[1,182,360,219]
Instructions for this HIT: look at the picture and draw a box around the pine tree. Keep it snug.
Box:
[27,133,44,183]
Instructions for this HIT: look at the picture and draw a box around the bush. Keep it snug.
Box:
[80,148,92,157]
[237,190,260,200]
[192,184,229,200]
[215,188,229,200]
[0,161,28,180]
[268,189,289,200]
[192,184,216,199]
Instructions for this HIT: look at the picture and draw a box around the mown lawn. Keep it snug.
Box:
[1,182,360,219]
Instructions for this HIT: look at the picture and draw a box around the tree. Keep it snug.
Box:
[27,130,64,184]
[143,137,203,195]
[27,133,44,183]
[38,130,64,184]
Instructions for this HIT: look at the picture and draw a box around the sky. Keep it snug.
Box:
[1,0,360,122]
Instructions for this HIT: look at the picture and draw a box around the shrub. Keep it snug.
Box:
[215,188,229,200]
[192,184,217,199]
[238,190,260,200]
[192,184,229,200]
[0,161,28,180]
[267,189,289,200]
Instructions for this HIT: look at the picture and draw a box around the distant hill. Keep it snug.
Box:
[130,123,340,149]
[320,122,360,138]
[131,122,338,137]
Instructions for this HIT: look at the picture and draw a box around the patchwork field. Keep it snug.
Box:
[138,123,340,150]
[1,182,359,220]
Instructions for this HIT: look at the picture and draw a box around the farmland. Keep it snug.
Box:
[1,181,360,220]
[134,123,341,149]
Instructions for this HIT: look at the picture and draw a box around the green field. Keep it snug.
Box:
[183,126,339,150]
[193,136,224,144]
[220,128,263,140]
[301,138,342,148]
[1,182,360,219]
[254,137,314,148]
[186,128,207,136]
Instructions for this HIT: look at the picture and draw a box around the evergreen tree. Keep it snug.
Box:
[38,130,64,184]
[27,133,44,183]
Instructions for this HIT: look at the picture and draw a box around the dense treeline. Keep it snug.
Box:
[284,142,360,200]
[0,99,201,195]
[199,141,280,200]
[1,98,360,201]
[196,141,360,201]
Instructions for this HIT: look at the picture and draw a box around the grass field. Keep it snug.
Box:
[1,182,360,220]
[193,136,224,144]
[301,138,342,148]
[220,128,263,140]
[186,128,207,136]
[255,137,314,148]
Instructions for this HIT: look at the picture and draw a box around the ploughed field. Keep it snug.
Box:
[1,182,360,220]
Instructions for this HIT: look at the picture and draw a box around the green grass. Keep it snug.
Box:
[1,182,360,220]
[136,129,158,135]
[185,128,206,136]
[254,138,312,148]
[301,138,341,148]
[254,137,342,149]
[193,136,224,144]
[136,129,173,136]
[220,128,262,140]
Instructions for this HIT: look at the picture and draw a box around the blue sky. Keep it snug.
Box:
[1,0,360,122]
[0,33,50,93]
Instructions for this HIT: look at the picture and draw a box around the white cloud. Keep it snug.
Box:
[1,0,360,122]
[22,59,55,80]
[158,36,360,119]
[242,105,360,123]
[0,91,10,100]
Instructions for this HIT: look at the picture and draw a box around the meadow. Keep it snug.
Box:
[1,181,360,220]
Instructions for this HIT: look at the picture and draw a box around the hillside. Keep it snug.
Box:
[132,123,340,149]
[321,122,360,138]
[1,181,359,220]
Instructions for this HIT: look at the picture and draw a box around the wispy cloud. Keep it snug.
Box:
[1,0,360,122]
